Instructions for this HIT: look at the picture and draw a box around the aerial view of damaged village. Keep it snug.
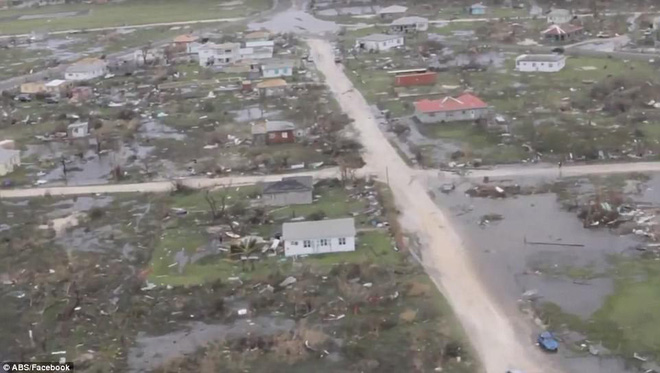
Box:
[7,0,660,372]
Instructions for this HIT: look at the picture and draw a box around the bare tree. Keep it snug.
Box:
[140,42,152,66]
[204,184,230,221]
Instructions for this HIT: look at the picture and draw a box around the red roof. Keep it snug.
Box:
[542,23,583,35]
[414,93,488,113]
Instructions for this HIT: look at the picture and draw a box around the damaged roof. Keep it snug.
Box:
[283,218,356,240]
[516,54,565,62]
[391,16,428,25]
[262,176,313,194]
[66,57,107,73]
[251,120,295,134]
[415,93,488,113]
[256,78,288,89]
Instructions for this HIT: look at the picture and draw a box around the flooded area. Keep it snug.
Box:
[128,318,295,373]
[426,172,660,373]
[24,141,155,186]
[249,9,339,34]
[138,120,186,141]
[315,5,380,16]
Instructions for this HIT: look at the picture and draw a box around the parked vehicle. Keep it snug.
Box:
[537,331,559,352]
[44,96,59,104]
[15,94,32,102]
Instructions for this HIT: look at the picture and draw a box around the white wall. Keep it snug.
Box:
[0,151,20,176]
[516,58,565,72]
[65,68,106,81]
[284,236,355,256]
[262,66,293,78]
[359,37,404,51]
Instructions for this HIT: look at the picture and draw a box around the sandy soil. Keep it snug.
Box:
[308,38,563,373]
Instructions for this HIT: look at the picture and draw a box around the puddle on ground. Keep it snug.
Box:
[231,107,282,122]
[139,120,186,140]
[47,196,114,218]
[430,50,507,69]
[249,9,339,34]
[428,174,660,373]
[26,141,154,186]
[315,5,380,16]
[128,317,295,373]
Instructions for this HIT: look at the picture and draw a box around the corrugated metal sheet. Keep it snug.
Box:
[394,71,437,87]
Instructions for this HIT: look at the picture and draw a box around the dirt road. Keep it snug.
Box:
[421,161,660,181]
[308,38,560,373]
[0,168,339,199]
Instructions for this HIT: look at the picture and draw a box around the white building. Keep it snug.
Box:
[355,34,404,52]
[261,60,295,78]
[65,58,108,81]
[67,122,89,138]
[198,42,240,67]
[546,9,572,24]
[0,147,20,177]
[389,16,429,33]
[283,218,356,257]
[44,79,71,97]
[239,40,274,60]
[515,54,566,72]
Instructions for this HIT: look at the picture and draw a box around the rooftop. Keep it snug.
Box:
[414,93,488,113]
[67,121,88,128]
[262,60,296,69]
[470,3,487,8]
[357,33,402,42]
[251,120,295,134]
[378,5,407,14]
[256,78,288,89]
[0,147,20,164]
[245,40,274,48]
[66,57,107,73]
[262,176,313,194]
[45,79,67,87]
[516,54,565,62]
[283,218,356,240]
[173,34,198,43]
[391,16,428,25]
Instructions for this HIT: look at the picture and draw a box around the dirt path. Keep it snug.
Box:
[0,167,340,199]
[308,38,561,373]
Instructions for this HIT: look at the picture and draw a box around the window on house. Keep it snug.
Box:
[462,110,466,114]
[281,132,288,138]
[338,237,346,245]
[549,63,554,67]
[532,63,536,67]
[320,239,328,246]
[268,133,276,139]
[303,240,311,248]
[291,241,298,246]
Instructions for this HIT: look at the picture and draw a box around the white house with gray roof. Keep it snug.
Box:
[356,34,404,52]
[261,176,313,206]
[389,16,428,33]
[283,218,356,256]
[0,147,20,177]
[515,54,566,72]
[65,58,108,81]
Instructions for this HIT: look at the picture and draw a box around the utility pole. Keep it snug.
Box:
[386,166,390,186]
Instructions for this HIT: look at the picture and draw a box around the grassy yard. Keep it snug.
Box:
[148,181,378,286]
[538,256,660,362]
[0,47,54,80]
[0,0,271,35]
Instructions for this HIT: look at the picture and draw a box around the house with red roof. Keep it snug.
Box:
[414,93,489,124]
[542,23,584,43]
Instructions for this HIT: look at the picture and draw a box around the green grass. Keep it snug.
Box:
[0,0,271,35]
[0,47,53,80]
[538,257,660,361]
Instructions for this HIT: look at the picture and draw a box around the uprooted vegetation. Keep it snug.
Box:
[0,180,478,372]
